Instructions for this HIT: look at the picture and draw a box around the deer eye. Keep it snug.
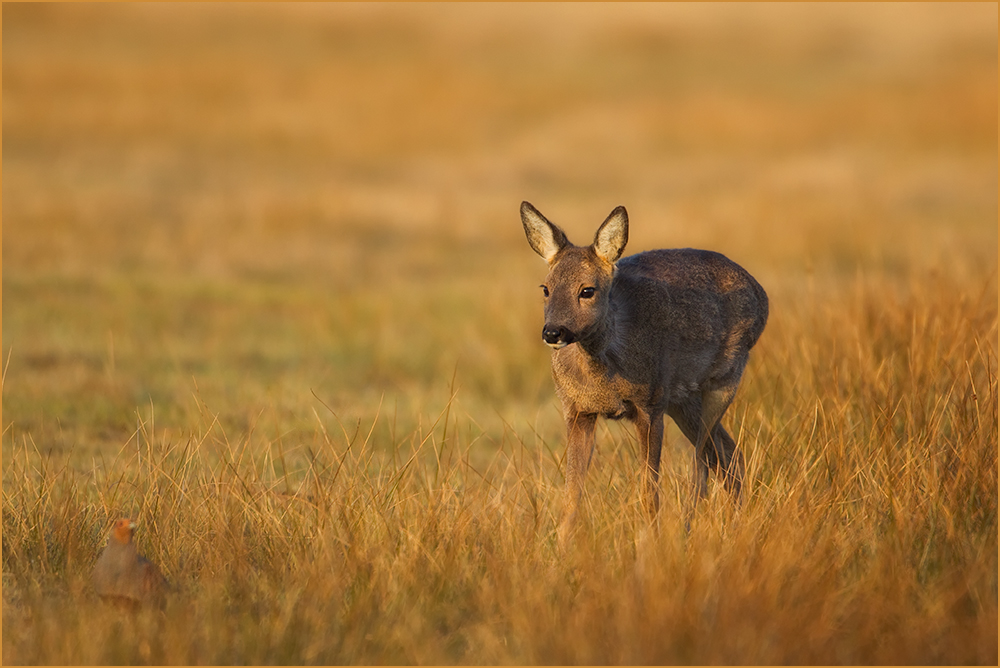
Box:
[579,287,596,299]
[540,285,550,298]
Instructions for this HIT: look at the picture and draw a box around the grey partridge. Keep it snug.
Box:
[92,518,168,608]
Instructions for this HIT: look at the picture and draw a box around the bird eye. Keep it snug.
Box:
[579,287,596,299]
[540,285,550,298]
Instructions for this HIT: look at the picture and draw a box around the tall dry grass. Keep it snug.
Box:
[3,3,997,664]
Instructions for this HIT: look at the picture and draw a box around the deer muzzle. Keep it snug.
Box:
[542,325,575,349]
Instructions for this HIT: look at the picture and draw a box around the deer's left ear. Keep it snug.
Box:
[594,206,628,264]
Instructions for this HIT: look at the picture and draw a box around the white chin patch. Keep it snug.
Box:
[547,341,569,350]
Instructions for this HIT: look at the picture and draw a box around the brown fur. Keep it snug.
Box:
[520,202,768,543]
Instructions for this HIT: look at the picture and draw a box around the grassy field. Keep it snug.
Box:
[2,3,997,664]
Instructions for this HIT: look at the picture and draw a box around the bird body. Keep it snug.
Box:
[92,518,168,608]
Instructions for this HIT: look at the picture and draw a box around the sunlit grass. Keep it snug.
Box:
[2,3,997,664]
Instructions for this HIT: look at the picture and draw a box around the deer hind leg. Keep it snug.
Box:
[710,422,744,501]
[666,401,710,513]
[696,384,742,500]
[669,384,740,506]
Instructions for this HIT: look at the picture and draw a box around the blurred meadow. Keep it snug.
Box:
[2,3,997,664]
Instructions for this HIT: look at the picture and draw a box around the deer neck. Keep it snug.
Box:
[577,301,619,371]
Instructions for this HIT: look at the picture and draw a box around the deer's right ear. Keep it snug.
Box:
[521,201,569,263]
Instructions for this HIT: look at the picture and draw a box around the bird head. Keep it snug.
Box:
[111,518,137,545]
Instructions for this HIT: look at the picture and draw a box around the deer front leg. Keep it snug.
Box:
[558,411,597,548]
[635,409,664,520]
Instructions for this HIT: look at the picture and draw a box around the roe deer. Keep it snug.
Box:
[520,202,768,543]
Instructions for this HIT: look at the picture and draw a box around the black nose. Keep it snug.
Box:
[542,326,574,345]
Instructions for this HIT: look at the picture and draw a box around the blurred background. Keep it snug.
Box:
[3,2,997,457]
